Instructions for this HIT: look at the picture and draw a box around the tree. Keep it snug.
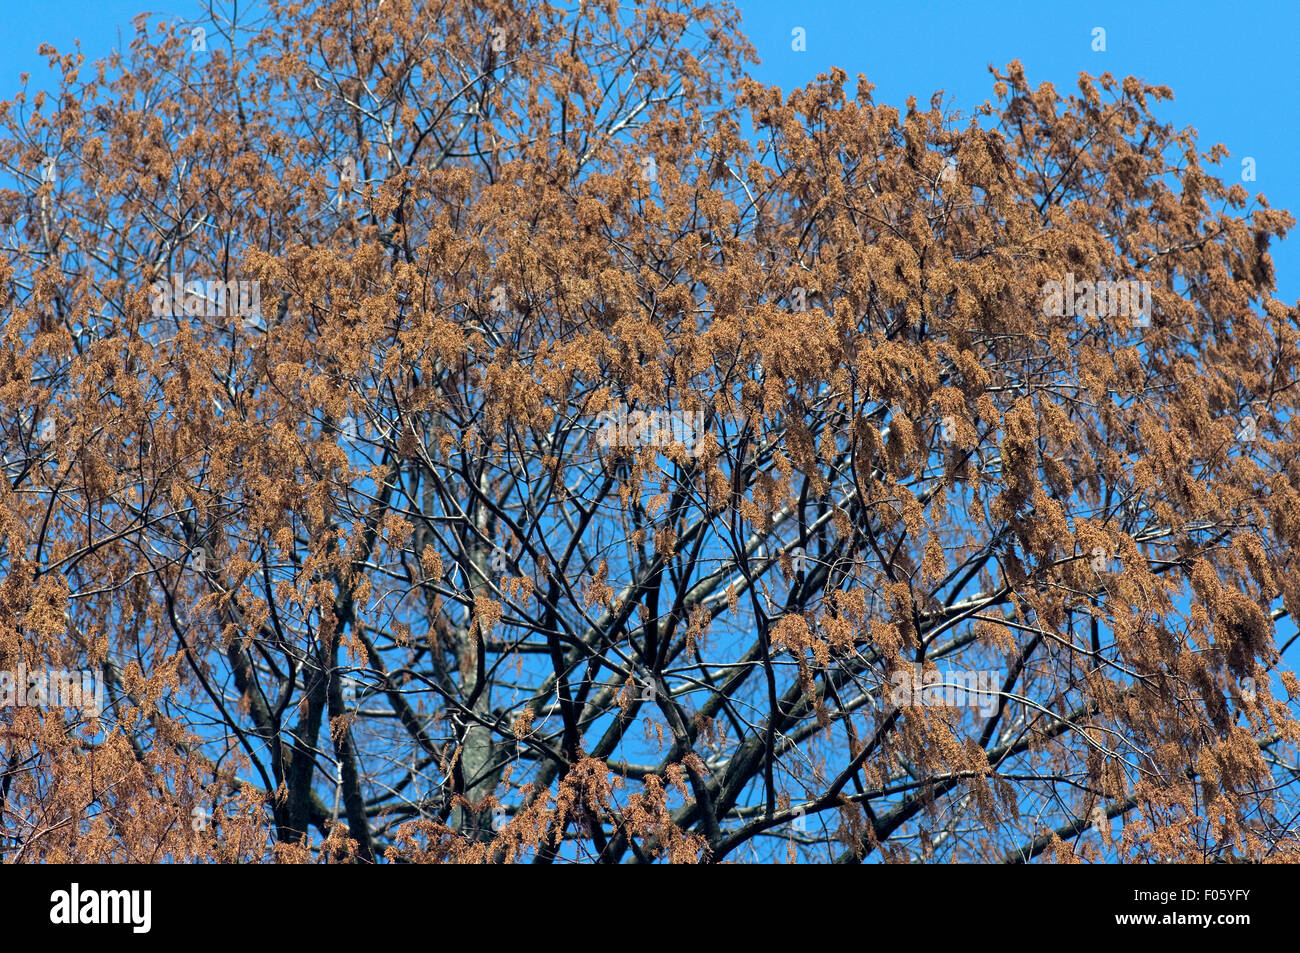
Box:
[1,0,1297,864]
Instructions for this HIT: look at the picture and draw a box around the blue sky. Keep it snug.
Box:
[2,2,1297,649]
[1,0,1296,301]
[2,0,1297,859]
[734,0,1300,303]
[725,0,1300,673]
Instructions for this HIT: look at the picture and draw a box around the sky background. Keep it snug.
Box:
[1,0,1296,856]
[2,4,1296,576]
[0,0,1295,300]
[736,0,1300,303]
[727,0,1300,674]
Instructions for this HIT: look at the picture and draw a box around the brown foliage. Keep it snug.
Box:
[1,0,1298,863]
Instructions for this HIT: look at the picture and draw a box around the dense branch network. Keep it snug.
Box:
[0,1,1297,864]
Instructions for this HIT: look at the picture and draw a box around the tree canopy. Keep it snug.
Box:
[1,0,1298,864]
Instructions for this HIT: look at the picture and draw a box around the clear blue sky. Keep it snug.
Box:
[3,0,1296,857]
[2,0,1296,619]
[1,0,1296,301]
[735,0,1300,303]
